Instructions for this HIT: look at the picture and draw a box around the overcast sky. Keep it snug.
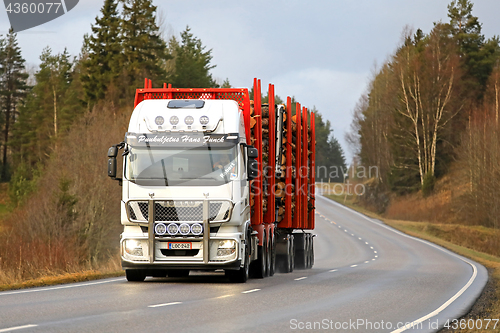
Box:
[1,0,500,162]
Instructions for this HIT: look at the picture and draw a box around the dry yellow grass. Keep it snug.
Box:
[320,191,500,333]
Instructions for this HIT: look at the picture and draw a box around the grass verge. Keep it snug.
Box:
[0,270,125,292]
[322,190,500,333]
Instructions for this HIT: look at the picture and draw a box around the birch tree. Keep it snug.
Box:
[393,24,460,189]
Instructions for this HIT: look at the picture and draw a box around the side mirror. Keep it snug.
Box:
[247,159,258,180]
[247,146,258,159]
[108,158,117,178]
[108,146,118,158]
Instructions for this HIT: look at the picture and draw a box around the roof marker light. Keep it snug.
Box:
[170,116,179,125]
[200,116,209,125]
[155,116,165,125]
[184,116,194,125]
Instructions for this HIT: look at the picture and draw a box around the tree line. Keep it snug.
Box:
[0,0,345,198]
[0,0,345,279]
[349,0,500,226]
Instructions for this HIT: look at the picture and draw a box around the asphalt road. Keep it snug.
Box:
[0,193,488,333]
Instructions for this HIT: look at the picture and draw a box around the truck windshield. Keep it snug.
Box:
[125,145,238,186]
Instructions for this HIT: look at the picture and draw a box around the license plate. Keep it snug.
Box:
[168,242,192,250]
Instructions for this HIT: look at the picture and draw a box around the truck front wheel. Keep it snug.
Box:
[226,241,250,283]
[125,269,146,282]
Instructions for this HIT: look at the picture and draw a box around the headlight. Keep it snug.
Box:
[124,239,143,256]
[217,240,236,257]
[219,240,236,248]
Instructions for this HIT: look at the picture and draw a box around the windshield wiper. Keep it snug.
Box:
[180,176,217,180]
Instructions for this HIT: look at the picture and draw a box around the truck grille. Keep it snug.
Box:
[127,200,232,223]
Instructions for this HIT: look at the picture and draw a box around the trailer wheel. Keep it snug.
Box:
[125,269,146,282]
[269,233,276,276]
[265,233,272,277]
[310,236,315,268]
[289,234,295,272]
[294,233,308,269]
[306,234,311,269]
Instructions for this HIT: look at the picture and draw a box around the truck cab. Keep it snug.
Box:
[110,98,257,282]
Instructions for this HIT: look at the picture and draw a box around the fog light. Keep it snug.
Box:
[155,223,167,235]
[179,223,190,235]
[191,223,203,235]
[217,248,236,256]
[167,223,179,235]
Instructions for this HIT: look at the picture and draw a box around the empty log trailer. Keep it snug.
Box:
[107,78,316,282]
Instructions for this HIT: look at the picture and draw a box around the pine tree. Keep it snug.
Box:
[313,111,346,182]
[170,26,217,88]
[446,0,499,98]
[81,0,122,107]
[0,29,28,180]
[121,0,168,90]
[11,48,83,170]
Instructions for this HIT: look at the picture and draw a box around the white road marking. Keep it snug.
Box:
[351,234,355,236]
[365,242,369,245]
[216,294,233,299]
[359,237,362,240]
[372,258,376,261]
[295,277,307,281]
[0,325,38,333]
[350,265,358,268]
[0,278,123,296]
[365,261,370,264]
[242,289,261,294]
[329,269,338,272]
[318,197,481,333]
[374,251,377,253]
[370,246,374,249]
[148,301,182,308]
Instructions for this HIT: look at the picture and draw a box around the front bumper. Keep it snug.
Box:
[122,259,242,271]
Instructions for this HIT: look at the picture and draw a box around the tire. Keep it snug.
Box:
[310,236,315,268]
[289,235,295,273]
[294,233,307,269]
[305,234,311,269]
[226,241,250,283]
[125,269,146,282]
[265,233,271,277]
[269,233,276,277]
[167,270,189,278]
[250,235,267,279]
